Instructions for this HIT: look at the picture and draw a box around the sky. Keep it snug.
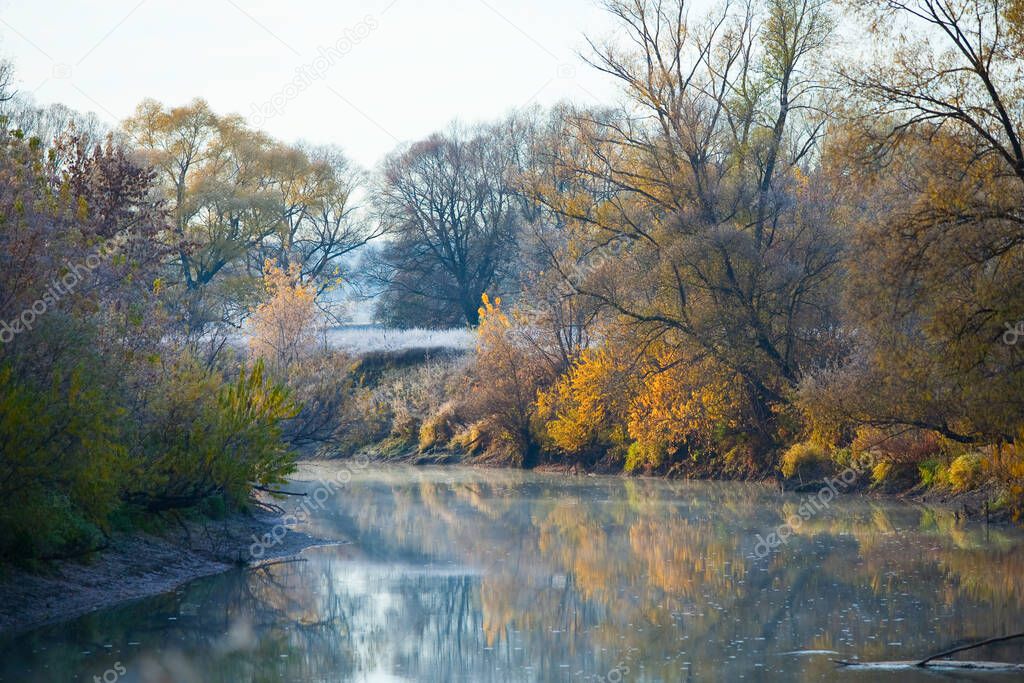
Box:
[0,0,623,168]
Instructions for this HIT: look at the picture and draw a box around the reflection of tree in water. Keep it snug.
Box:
[4,468,1024,682]
[144,562,364,682]
[0,559,361,682]
[319,470,1024,680]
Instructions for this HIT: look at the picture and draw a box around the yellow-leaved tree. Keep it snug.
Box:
[248,260,322,373]
[465,294,554,466]
[626,348,745,473]
[536,345,633,462]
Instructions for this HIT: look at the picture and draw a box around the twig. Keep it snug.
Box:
[251,500,286,515]
[253,485,307,497]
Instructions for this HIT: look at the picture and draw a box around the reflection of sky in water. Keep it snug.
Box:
[2,465,1024,682]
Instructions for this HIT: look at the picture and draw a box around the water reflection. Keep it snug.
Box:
[2,465,1024,682]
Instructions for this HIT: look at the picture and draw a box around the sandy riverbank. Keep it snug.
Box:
[0,509,333,637]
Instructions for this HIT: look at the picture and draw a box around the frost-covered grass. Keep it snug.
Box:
[324,325,476,354]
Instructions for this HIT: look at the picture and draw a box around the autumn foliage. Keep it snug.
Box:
[248,260,322,372]
[4,0,1024,566]
[432,0,1024,516]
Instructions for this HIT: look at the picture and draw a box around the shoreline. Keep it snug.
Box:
[0,508,333,638]
[408,450,1013,524]
[0,457,1009,637]
[531,460,1012,523]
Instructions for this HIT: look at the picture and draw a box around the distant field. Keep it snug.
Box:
[324,325,476,354]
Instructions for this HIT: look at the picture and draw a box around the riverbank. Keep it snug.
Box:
[1,463,1020,682]
[393,448,1016,525]
[3,450,1006,638]
[0,507,332,637]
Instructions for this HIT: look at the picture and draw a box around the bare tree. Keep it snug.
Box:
[0,60,15,107]
[266,143,383,297]
[373,121,524,326]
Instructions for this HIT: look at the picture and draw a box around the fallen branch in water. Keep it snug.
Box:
[250,557,308,571]
[916,631,1024,667]
[833,660,1024,673]
[834,631,1024,673]
[251,499,286,516]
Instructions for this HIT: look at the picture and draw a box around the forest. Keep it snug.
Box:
[1,0,1023,565]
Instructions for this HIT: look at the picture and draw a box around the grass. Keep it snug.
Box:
[324,326,475,354]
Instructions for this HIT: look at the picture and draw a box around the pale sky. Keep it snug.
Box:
[0,0,622,168]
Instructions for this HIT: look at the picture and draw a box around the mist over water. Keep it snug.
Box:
[3,465,1024,682]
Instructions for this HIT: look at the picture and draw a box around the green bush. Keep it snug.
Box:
[0,359,128,561]
[625,441,666,473]
[918,458,948,488]
[830,447,854,469]
[130,358,298,510]
[0,492,105,562]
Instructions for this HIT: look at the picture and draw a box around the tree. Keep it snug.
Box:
[466,295,554,466]
[0,123,166,557]
[533,0,842,450]
[806,0,1024,444]
[122,99,376,335]
[247,260,322,373]
[0,94,305,557]
[267,144,383,301]
[514,104,618,373]
[373,121,525,326]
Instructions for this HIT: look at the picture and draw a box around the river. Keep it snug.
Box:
[2,464,1023,682]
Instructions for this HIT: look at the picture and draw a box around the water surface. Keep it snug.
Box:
[3,465,1024,682]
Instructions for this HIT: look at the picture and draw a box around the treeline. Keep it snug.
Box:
[0,130,288,559]
[374,0,1024,514]
[2,0,1024,562]
[0,79,392,559]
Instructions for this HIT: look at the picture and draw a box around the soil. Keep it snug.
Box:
[0,509,335,638]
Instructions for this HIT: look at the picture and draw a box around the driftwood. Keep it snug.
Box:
[917,632,1024,667]
[834,660,1024,673]
[835,631,1024,673]
[250,557,308,571]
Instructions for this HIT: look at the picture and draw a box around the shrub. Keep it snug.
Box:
[780,442,830,479]
[333,385,392,456]
[948,453,984,493]
[852,427,942,465]
[450,422,487,456]
[871,461,894,485]
[247,261,323,372]
[537,346,631,458]
[625,441,666,473]
[0,355,128,560]
[131,358,298,509]
[418,403,459,453]
[988,436,1024,518]
[280,351,356,453]
[464,295,553,466]
[918,458,948,488]
[627,349,744,467]
[376,359,467,440]
[830,447,854,469]
[0,491,106,562]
